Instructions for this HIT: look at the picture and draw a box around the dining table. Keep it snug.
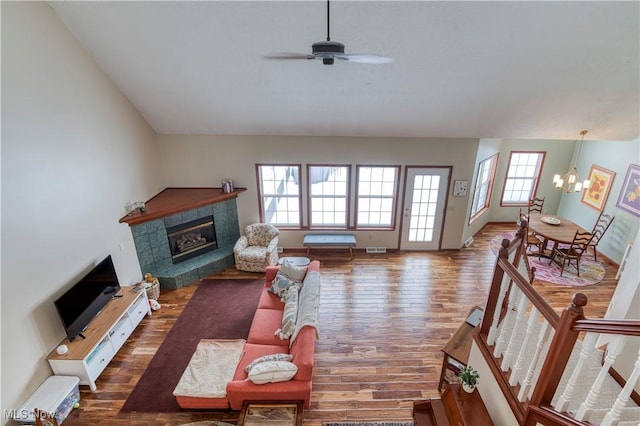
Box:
[527,213,589,258]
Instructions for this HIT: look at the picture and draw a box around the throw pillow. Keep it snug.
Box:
[275,286,299,340]
[247,361,298,384]
[268,273,298,298]
[244,353,293,374]
[280,259,307,282]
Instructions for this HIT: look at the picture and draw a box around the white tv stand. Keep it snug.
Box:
[47,287,151,390]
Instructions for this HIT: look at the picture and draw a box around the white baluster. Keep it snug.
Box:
[518,320,551,401]
[510,306,539,386]
[601,345,640,426]
[494,284,519,358]
[575,335,627,422]
[528,328,556,401]
[488,272,512,345]
[554,332,598,412]
[502,288,528,372]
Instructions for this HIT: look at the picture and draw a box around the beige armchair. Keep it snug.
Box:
[233,223,280,272]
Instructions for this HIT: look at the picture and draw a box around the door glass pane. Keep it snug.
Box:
[408,175,440,242]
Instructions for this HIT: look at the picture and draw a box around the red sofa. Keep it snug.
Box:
[175,260,320,410]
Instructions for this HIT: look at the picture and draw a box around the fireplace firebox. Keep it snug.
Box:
[166,216,217,264]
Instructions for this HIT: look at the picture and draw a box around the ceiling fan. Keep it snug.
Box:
[266,0,393,65]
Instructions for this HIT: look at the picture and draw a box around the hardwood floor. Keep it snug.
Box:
[63,223,620,426]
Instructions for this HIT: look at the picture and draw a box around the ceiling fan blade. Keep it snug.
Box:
[264,53,315,60]
[335,53,394,64]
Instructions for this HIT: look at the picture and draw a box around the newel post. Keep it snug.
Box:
[526,293,587,420]
[479,238,511,336]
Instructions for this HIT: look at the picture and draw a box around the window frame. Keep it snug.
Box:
[256,163,303,229]
[500,151,546,207]
[355,165,401,230]
[306,164,351,229]
[469,154,499,224]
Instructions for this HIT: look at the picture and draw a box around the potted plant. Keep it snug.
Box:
[457,365,479,393]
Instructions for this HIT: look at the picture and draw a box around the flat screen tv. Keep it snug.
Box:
[54,255,121,341]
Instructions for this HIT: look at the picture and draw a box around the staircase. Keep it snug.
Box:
[414,383,492,425]
[415,221,640,426]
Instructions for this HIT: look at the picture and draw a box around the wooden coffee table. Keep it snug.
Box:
[237,401,303,426]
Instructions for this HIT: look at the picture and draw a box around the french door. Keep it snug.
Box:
[400,167,450,250]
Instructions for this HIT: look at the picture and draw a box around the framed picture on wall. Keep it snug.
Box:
[616,163,640,218]
[453,180,468,197]
[581,165,616,211]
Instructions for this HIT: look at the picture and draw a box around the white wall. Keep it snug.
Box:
[463,138,502,242]
[157,134,478,250]
[1,2,163,418]
[488,138,576,222]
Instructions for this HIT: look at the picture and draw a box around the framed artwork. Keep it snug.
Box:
[581,165,616,211]
[616,164,640,218]
[453,180,468,197]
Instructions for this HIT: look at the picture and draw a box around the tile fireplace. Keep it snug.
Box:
[120,188,244,289]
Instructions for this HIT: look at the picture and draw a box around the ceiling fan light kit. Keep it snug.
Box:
[268,0,393,65]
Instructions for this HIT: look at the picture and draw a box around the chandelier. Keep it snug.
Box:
[553,130,591,193]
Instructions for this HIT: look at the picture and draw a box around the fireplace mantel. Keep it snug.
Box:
[119,187,246,226]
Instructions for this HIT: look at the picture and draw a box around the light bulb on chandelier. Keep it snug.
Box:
[553,130,592,193]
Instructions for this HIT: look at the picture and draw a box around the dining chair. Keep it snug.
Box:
[528,197,545,215]
[548,230,594,277]
[588,212,614,262]
[519,196,546,255]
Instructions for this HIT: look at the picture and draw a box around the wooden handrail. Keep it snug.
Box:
[476,223,640,426]
[573,319,640,335]
[498,259,559,326]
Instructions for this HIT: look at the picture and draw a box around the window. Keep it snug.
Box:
[356,166,399,228]
[469,154,498,222]
[308,165,350,227]
[257,164,301,227]
[501,151,545,205]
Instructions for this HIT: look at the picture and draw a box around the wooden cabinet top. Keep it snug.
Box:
[442,306,483,365]
[48,288,144,360]
[119,187,246,226]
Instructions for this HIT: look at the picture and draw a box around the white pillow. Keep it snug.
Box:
[244,353,293,374]
[280,259,307,282]
[247,361,298,384]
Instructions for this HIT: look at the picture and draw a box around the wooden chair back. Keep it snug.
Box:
[568,230,594,256]
[550,230,594,276]
[527,197,545,215]
[589,212,614,261]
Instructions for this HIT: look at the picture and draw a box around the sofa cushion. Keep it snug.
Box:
[247,361,298,384]
[275,286,299,340]
[247,309,289,346]
[244,353,293,374]
[257,288,285,310]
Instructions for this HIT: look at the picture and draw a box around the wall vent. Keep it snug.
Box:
[277,247,284,253]
[366,247,387,254]
[463,237,474,248]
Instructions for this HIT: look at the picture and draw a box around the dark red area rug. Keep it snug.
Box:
[120,278,264,412]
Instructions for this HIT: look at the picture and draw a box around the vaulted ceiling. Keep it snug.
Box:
[50,1,639,141]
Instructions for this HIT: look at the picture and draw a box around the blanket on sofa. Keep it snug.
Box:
[173,339,246,398]
[291,270,320,344]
